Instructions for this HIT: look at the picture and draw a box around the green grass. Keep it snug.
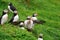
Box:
[0,0,60,40]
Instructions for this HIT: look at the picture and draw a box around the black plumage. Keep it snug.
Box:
[39,36,43,38]
[33,20,46,24]
[8,3,17,11]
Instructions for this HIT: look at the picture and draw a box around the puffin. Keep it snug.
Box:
[0,9,8,25]
[19,21,25,29]
[38,34,43,40]
[31,13,38,22]
[9,11,19,25]
[31,13,46,24]
[24,16,34,32]
[8,2,17,13]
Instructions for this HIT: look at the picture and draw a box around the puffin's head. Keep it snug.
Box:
[14,10,18,14]
[33,13,38,17]
[39,33,43,38]
[9,2,12,6]
[27,16,31,20]
[3,9,8,14]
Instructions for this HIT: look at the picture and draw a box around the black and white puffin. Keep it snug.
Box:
[38,34,43,40]
[9,11,19,25]
[31,13,46,24]
[0,9,8,25]
[24,16,34,32]
[8,3,17,13]
[31,13,38,22]
[19,21,25,29]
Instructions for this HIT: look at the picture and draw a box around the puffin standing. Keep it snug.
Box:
[9,11,19,25]
[24,16,34,32]
[38,34,43,40]
[0,9,8,25]
[31,13,45,24]
[8,3,17,13]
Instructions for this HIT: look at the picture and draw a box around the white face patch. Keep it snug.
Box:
[4,9,8,13]
[14,11,17,13]
[34,14,37,16]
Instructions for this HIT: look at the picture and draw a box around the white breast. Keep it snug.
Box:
[31,17,37,21]
[24,20,34,29]
[1,14,8,25]
[8,6,13,13]
[13,15,19,22]
[38,38,43,40]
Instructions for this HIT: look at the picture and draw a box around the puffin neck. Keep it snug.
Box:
[32,15,35,17]
[13,13,17,16]
[39,36,43,38]
[9,3,12,6]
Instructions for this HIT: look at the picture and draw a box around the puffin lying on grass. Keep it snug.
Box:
[24,16,34,32]
[8,2,17,13]
[31,13,46,24]
[0,9,8,25]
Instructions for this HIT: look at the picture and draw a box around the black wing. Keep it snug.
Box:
[10,5,16,11]
[33,20,46,24]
